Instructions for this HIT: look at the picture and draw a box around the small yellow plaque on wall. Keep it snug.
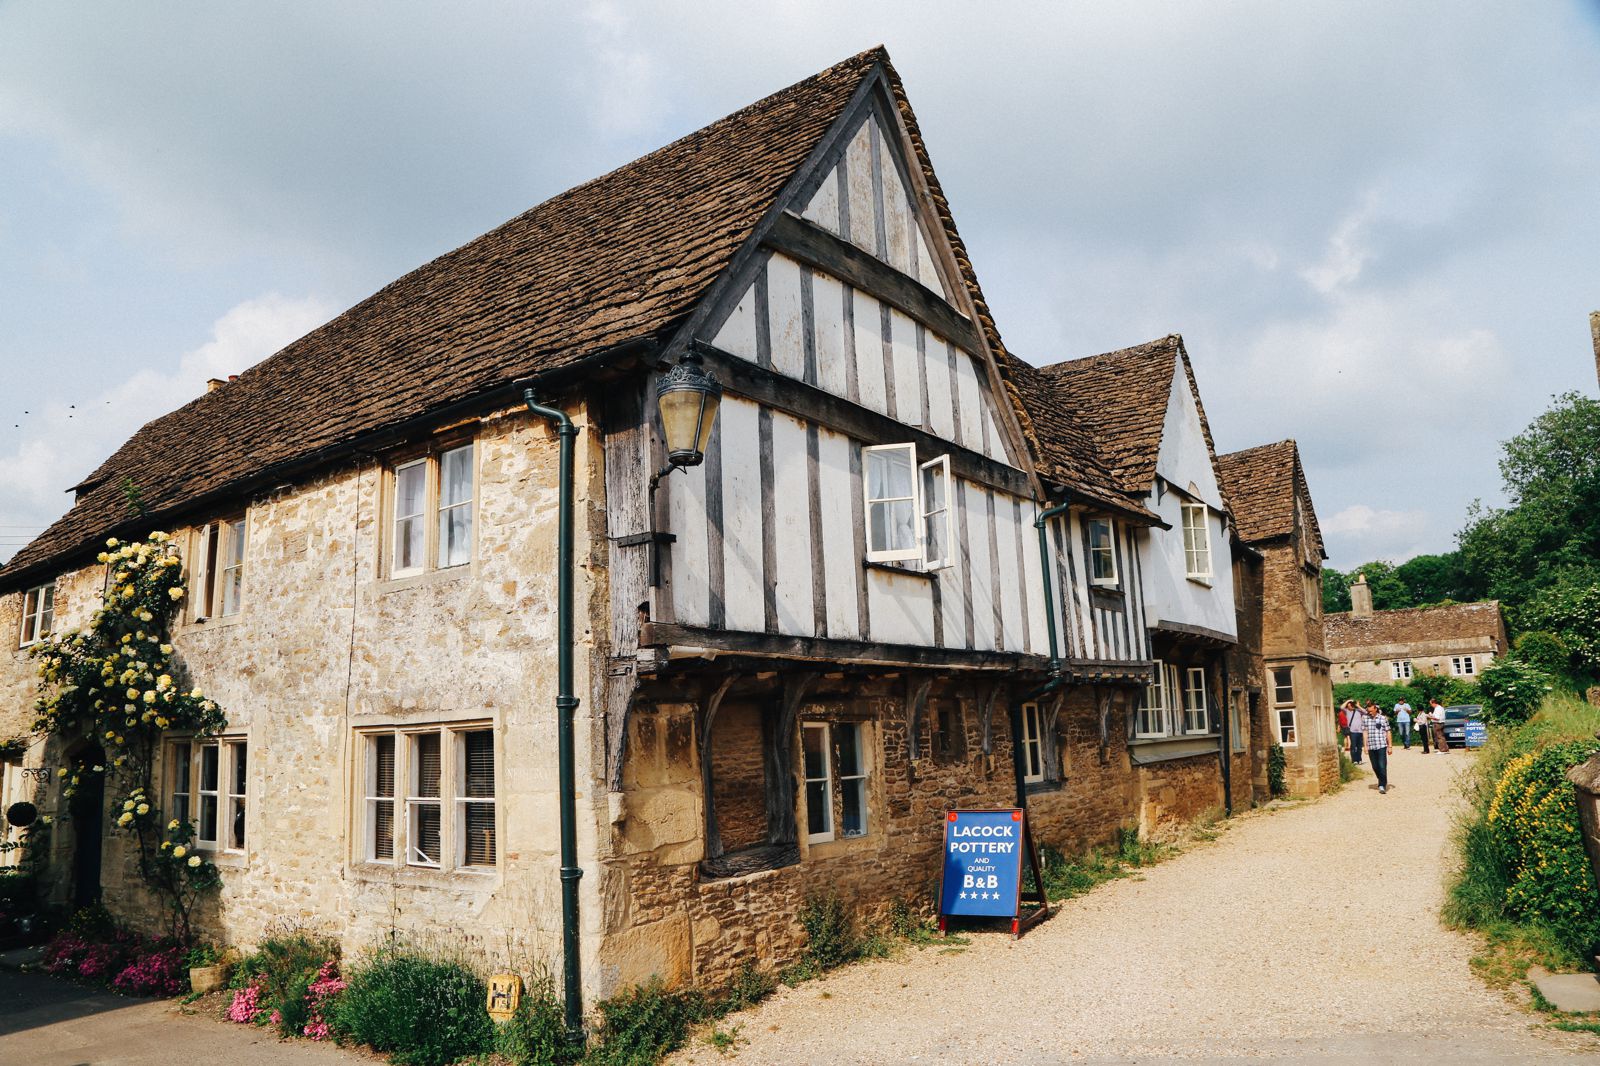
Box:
[487,973,523,1022]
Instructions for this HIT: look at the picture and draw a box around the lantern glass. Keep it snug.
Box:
[655,356,722,467]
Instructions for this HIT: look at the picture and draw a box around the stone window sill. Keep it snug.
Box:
[374,565,472,596]
[862,559,935,582]
[349,860,499,888]
[181,612,247,634]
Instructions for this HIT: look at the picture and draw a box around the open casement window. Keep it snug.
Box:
[919,455,955,570]
[862,443,954,568]
[1087,519,1118,586]
[1183,668,1210,735]
[167,737,247,854]
[1019,702,1045,783]
[18,582,54,647]
[1181,502,1211,580]
[389,442,476,578]
[189,516,247,621]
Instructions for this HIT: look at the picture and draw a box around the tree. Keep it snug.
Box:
[1458,392,1600,611]
[1322,567,1351,613]
[1395,552,1475,606]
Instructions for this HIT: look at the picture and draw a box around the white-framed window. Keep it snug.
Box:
[1182,501,1211,580]
[862,442,954,569]
[1087,518,1118,586]
[360,724,495,870]
[919,454,955,570]
[1136,661,1174,738]
[1271,666,1297,746]
[802,722,834,843]
[166,736,248,853]
[189,516,247,621]
[802,721,871,844]
[1019,702,1045,783]
[457,729,496,867]
[1390,660,1413,681]
[1451,655,1476,676]
[1183,667,1210,734]
[389,442,476,578]
[18,582,54,647]
[364,733,397,863]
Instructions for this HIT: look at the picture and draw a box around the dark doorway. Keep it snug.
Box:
[67,745,106,909]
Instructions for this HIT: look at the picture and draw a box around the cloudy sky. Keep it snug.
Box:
[2,1,1598,569]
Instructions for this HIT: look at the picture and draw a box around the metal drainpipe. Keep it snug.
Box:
[519,386,585,1045]
[1219,658,1233,817]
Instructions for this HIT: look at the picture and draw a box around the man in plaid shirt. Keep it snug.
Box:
[1365,701,1393,794]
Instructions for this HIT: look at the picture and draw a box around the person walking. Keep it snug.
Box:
[1366,703,1393,793]
[1416,703,1432,753]
[1428,698,1450,753]
[1347,700,1366,764]
[1394,698,1412,749]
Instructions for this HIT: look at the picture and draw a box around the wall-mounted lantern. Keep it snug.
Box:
[654,350,722,470]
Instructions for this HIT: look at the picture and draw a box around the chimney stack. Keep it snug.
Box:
[206,378,226,393]
[1350,571,1373,618]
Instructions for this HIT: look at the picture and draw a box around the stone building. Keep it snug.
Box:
[1216,441,1339,797]
[1325,580,1507,685]
[0,47,1324,1001]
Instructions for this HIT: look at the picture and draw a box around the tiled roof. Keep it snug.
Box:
[1324,600,1506,655]
[1215,439,1325,556]
[877,67,1146,520]
[2,48,886,588]
[1030,335,1219,500]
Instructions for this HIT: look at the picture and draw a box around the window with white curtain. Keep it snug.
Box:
[862,443,954,568]
[389,442,475,578]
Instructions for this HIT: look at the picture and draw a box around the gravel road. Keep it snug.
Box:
[672,748,1599,1064]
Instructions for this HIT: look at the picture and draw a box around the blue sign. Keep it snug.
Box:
[1464,720,1488,748]
[939,809,1025,919]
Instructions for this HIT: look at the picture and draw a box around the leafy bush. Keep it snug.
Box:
[233,929,339,1037]
[1486,737,1600,957]
[328,947,493,1066]
[796,893,858,973]
[1267,744,1287,797]
[496,976,581,1066]
[1338,750,1360,784]
[586,977,703,1066]
[111,942,187,997]
[1407,673,1480,708]
[1513,631,1576,681]
[1332,682,1410,709]
[1476,657,1552,724]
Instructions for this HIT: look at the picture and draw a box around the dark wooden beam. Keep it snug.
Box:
[764,212,983,355]
[691,342,1031,498]
[641,621,1051,673]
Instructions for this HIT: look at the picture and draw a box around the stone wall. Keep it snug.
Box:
[0,400,614,987]
[1334,646,1499,685]
[597,675,1143,992]
[1136,753,1222,833]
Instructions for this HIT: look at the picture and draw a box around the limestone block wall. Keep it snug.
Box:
[1136,753,1222,834]
[1335,644,1499,685]
[0,401,612,986]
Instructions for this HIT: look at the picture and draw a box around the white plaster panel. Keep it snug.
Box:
[852,290,888,417]
[712,286,757,363]
[888,309,922,428]
[719,398,765,634]
[766,254,806,381]
[844,122,876,254]
[963,482,995,652]
[864,567,934,647]
[770,412,813,636]
[802,169,840,235]
[667,453,710,627]
[816,428,859,641]
[925,335,955,441]
[812,272,848,399]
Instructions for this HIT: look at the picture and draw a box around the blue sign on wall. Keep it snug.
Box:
[938,809,1026,919]
[1464,720,1488,748]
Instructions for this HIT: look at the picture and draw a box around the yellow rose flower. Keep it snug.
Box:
[56,768,67,778]
[117,812,133,826]
[187,856,201,868]
[124,800,135,811]
[136,803,150,815]
[143,692,156,704]
[169,587,184,600]
[172,845,186,858]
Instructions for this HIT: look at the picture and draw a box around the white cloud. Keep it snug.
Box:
[1320,504,1435,565]
[0,294,333,562]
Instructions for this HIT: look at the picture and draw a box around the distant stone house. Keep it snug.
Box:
[0,47,1324,999]
[1325,577,1507,686]
[1216,441,1339,797]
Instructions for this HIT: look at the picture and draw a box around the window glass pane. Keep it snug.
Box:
[803,726,827,781]
[370,734,396,862]
[394,462,427,572]
[373,735,395,797]
[439,447,473,507]
[461,731,494,798]
[200,795,218,843]
[220,520,246,616]
[39,585,53,637]
[438,503,472,569]
[806,780,830,836]
[920,463,945,513]
[866,447,913,499]
[841,778,866,838]
[169,745,191,828]
[413,733,441,798]
[463,802,495,866]
[200,744,219,791]
[373,801,394,861]
[411,804,441,865]
[228,743,247,849]
[836,723,862,777]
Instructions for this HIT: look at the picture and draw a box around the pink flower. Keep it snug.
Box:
[301,959,345,1041]
[227,983,264,1024]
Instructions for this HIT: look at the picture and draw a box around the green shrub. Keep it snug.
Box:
[711,960,776,1015]
[1486,737,1600,958]
[496,976,580,1066]
[1477,657,1553,724]
[1338,750,1361,784]
[233,928,339,1037]
[586,977,703,1066]
[1513,631,1576,681]
[796,893,858,972]
[1332,681,1409,709]
[1407,673,1480,708]
[329,947,493,1066]
[1267,744,1287,797]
